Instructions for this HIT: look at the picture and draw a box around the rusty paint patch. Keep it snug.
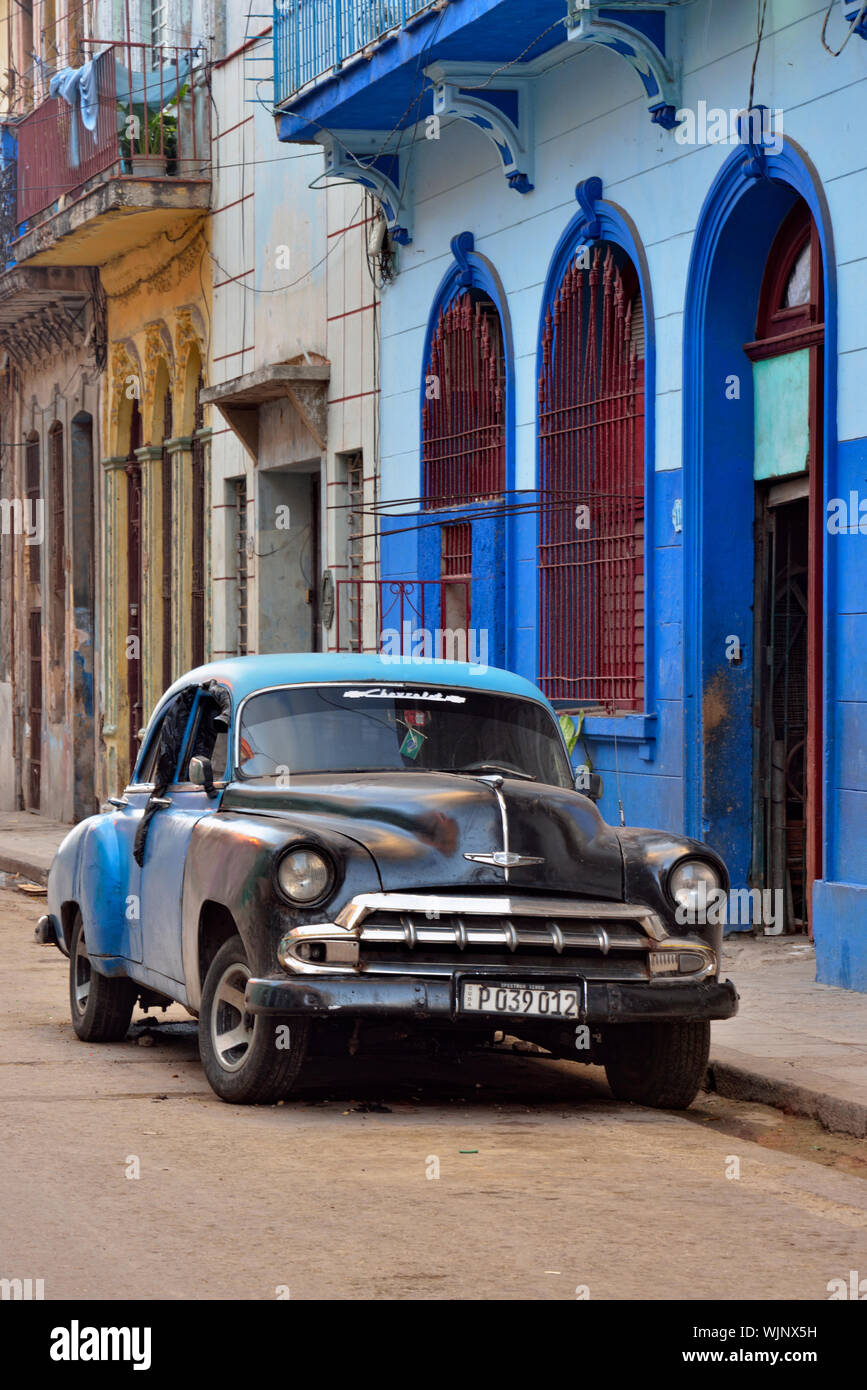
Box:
[703,671,730,737]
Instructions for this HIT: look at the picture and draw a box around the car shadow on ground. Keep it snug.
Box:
[126,1013,616,1110]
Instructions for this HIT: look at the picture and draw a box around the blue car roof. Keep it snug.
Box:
[161,653,553,713]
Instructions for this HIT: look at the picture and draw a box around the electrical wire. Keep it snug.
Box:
[748,0,768,110]
[821,0,867,54]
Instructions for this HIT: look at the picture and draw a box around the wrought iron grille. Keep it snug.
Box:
[25,435,40,584]
[29,608,42,809]
[235,479,249,657]
[274,1,439,104]
[15,41,207,226]
[422,291,506,510]
[49,424,64,597]
[538,243,645,711]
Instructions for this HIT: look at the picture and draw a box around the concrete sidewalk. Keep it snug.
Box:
[0,811,69,885]
[710,935,867,1138]
[1,813,865,1136]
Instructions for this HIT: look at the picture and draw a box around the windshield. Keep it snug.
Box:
[236,683,573,788]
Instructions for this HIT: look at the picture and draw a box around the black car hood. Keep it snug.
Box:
[221,772,624,899]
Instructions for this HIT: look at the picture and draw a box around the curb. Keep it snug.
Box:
[0,854,51,887]
[707,1049,867,1139]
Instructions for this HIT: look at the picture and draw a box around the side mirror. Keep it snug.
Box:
[574,767,604,802]
[189,755,213,788]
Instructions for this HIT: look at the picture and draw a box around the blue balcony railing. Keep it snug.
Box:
[274,0,440,105]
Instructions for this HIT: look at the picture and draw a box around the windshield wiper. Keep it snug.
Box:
[458,762,537,782]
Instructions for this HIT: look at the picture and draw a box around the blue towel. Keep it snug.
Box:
[49,60,100,167]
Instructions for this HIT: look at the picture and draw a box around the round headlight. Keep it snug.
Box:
[668,858,722,914]
[276,847,334,905]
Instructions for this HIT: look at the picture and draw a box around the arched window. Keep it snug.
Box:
[753,202,822,349]
[422,289,506,509]
[538,242,645,710]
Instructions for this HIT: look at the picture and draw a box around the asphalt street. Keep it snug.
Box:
[2,885,865,1301]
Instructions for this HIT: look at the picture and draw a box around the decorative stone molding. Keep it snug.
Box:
[426,62,535,194]
[174,306,204,401]
[566,3,681,130]
[108,340,142,434]
[143,321,174,433]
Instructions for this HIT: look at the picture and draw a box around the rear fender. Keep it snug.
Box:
[47,814,129,964]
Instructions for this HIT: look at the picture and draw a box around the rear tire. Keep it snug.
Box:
[604,1020,710,1110]
[198,934,309,1104]
[69,911,136,1042]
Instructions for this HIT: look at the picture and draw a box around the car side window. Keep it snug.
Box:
[178,687,231,783]
[134,689,197,789]
[135,711,171,786]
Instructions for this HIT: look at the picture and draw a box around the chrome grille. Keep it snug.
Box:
[359,912,649,954]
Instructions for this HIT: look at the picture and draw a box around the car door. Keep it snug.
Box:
[109,696,188,965]
[138,685,231,988]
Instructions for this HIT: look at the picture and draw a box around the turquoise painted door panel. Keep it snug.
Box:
[753,349,810,481]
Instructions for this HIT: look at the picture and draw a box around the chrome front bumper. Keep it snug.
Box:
[244,971,739,1024]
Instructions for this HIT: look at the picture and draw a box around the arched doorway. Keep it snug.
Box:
[746,202,824,932]
[683,142,835,933]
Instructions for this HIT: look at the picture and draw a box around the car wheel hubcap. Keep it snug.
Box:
[74,931,91,1014]
[211,961,255,1072]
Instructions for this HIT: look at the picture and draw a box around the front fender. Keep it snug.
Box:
[47,813,127,961]
[181,811,381,1013]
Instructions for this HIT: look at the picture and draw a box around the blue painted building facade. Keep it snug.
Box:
[273,0,867,991]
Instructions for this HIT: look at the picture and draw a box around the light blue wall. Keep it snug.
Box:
[279,0,867,987]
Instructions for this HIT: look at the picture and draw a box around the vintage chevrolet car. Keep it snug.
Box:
[40,654,737,1106]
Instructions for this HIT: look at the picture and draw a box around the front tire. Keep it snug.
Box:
[604,1020,710,1110]
[198,934,309,1104]
[69,911,136,1042]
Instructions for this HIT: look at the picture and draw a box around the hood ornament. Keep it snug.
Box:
[464,851,545,870]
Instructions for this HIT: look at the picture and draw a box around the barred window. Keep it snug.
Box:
[538,242,645,711]
[422,290,505,509]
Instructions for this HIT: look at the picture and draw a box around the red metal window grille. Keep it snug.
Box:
[25,434,40,584]
[441,522,472,640]
[161,391,173,690]
[422,291,505,509]
[538,243,645,711]
[191,375,206,669]
[49,424,64,597]
[442,521,472,577]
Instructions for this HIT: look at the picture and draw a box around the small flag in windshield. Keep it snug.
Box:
[400,727,426,761]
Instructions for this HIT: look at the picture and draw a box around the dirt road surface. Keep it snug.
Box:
[1,885,865,1301]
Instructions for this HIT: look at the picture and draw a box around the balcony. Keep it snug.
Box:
[274,2,683,245]
[274,0,441,104]
[9,41,210,268]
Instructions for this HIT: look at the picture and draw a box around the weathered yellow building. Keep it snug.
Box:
[101,217,211,795]
[0,1,213,809]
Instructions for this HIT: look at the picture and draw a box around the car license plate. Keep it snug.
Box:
[460,981,581,1020]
